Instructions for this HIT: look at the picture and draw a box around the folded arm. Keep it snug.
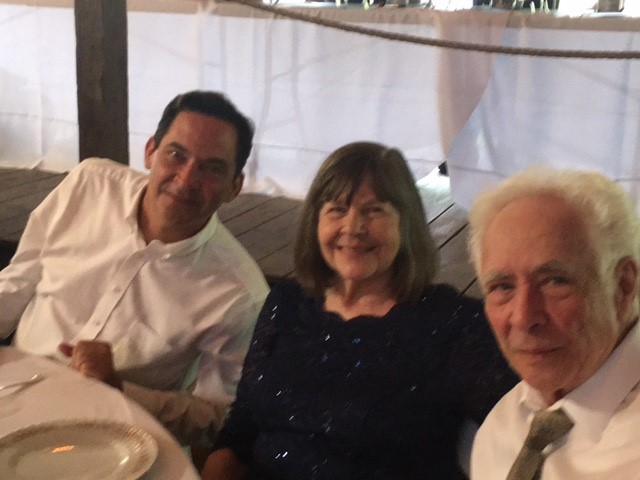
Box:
[59,339,228,445]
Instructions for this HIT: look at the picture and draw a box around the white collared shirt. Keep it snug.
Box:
[471,320,640,480]
[0,158,269,442]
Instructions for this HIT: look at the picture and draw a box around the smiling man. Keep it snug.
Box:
[467,167,640,480]
[0,91,269,447]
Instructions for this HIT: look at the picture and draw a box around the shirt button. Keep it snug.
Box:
[113,286,122,293]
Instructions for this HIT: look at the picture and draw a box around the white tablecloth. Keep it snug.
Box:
[0,347,200,480]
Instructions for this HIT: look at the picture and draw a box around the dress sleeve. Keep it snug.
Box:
[213,281,288,463]
[445,293,519,424]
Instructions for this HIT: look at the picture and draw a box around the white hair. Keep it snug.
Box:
[468,167,640,313]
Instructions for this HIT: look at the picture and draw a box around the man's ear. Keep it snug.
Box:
[614,256,639,323]
[144,137,157,170]
[228,172,244,203]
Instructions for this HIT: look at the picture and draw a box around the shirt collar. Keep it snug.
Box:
[519,320,640,447]
[125,182,147,231]
[151,212,220,258]
[125,183,220,257]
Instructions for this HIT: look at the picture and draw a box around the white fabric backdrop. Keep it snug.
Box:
[0,4,78,172]
[1,1,639,205]
[128,3,451,197]
[446,21,640,208]
[1,1,448,197]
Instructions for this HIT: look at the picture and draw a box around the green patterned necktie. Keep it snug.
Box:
[506,408,574,480]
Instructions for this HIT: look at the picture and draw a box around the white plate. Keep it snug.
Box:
[0,420,158,480]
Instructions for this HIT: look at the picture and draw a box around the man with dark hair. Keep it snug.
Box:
[0,90,269,446]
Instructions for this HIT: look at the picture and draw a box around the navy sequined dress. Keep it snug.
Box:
[215,280,517,479]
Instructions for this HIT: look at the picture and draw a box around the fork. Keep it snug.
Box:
[0,373,45,392]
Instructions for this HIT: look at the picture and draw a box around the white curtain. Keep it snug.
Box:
[1,0,639,205]
[446,23,640,208]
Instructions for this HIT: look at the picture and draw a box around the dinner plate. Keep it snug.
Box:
[0,419,158,480]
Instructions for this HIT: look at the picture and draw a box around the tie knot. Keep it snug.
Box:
[525,408,574,451]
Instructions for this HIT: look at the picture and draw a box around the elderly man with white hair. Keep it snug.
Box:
[468,167,640,480]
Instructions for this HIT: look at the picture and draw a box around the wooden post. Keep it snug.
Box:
[74,0,129,164]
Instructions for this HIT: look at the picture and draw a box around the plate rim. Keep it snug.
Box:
[0,418,159,480]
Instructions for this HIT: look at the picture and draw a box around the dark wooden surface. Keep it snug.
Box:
[0,167,479,296]
[75,0,130,164]
[0,168,67,245]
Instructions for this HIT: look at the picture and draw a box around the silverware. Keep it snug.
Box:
[0,373,45,392]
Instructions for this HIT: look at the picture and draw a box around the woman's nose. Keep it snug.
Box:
[342,209,365,234]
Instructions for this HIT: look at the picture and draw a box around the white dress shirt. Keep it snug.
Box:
[471,320,640,480]
[0,159,269,444]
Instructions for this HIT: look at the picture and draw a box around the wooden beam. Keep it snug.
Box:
[74,0,129,164]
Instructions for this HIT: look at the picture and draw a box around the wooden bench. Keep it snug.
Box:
[0,167,479,296]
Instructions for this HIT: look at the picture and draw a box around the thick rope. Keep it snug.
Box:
[228,0,640,59]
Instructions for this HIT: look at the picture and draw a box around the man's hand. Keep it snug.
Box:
[201,448,248,480]
[59,341,123,390]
